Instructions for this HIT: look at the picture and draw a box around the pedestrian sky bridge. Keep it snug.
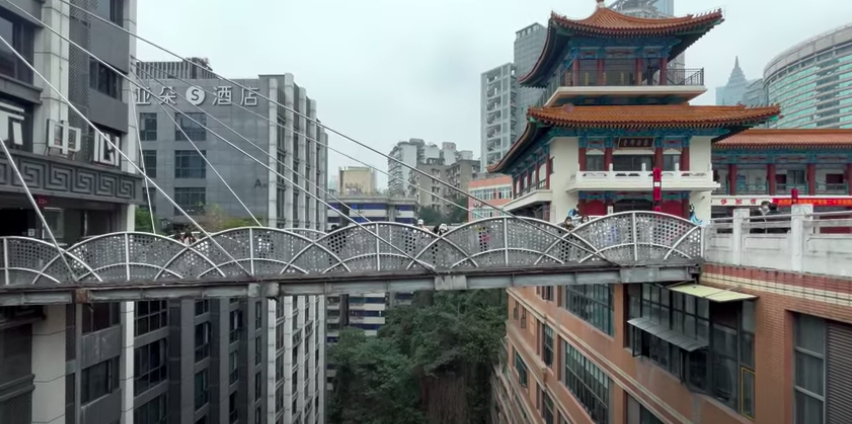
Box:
[0,212,702,305]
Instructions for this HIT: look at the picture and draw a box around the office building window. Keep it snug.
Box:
[292,370,298,393]
[229,351,239,384]
[514,350,528,388]
[195,417,208,424]
[276,386,284,412]
[195,300,209,316]
[541,388,555,424]
[0,14,33,83]
[229,391,238,424]
[230,309,243,343]
[255,336,262,365]
[139,113,157,141]
[134,393,167,424]
[255,371,262,401]
[174,150,207,178]
[194,370,209,411]
[538,286,553,301]
[194,322,210,362]
[174,187,205,215]
[627,394,664,424]
[542,323,554,368]
[134,339,167,395]
[89,59,121,99]
[141,187,156,213]
[94,0,124,25]
[81,357,120,404]
[563,339,609,424]
[141,150,157,178]
[276,322,285,350]
[564,284,614,335]
[255,301,262,328]
[82,303,120,334]
[135,300,167,336]
[175,112,207,141]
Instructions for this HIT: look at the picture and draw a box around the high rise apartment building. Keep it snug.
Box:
[513,24,547,136]
[387,139,471,195]
[133,63,327,423]
[135,66,329,230]
[481,64,517,171]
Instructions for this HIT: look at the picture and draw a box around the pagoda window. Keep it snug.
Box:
[586,151,605,171]
[663,150,682,172]
[537,162,547,189]
[613,155,653,172]
[603,58,636,86]
[577,59,599,86]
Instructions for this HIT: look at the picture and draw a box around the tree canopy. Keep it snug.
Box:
[328,290,506,424]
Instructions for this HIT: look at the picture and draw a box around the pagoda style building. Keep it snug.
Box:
[488,0,780,222]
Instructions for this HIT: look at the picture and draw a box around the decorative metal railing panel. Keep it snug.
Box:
[0,212,702,286]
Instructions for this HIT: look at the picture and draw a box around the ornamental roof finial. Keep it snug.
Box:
[596,0,605,8]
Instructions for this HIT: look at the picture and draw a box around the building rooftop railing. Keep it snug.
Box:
[704,206,852,278]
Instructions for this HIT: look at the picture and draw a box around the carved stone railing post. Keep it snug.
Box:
[790,204,813,273]
[731,208,750,266]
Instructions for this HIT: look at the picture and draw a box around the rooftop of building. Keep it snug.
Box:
[714,128,852,149]
[765,22,852,78]
[520,1,724,87]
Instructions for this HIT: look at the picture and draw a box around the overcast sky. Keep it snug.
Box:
[137,0,852,189]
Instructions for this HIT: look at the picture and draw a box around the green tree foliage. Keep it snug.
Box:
[328,328,425,424]
[198,204,263,231]
[329,290,506,424]
[134,207,157,233]
[416,196,469,227]
[416,206,444,227]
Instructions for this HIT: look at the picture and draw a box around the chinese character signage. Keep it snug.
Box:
[615,137,654,149]
[134,84,260,107]
[94,132,119,166]
[46,119,82,156]
[0,101,26,147]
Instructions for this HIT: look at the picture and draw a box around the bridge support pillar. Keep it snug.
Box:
[31,305,66,424]
[435,275,468,291]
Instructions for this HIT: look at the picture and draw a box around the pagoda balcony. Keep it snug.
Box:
[565,164,718,193]
[535,67,706,108]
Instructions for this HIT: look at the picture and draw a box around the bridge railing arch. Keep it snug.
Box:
[0,213,702,287]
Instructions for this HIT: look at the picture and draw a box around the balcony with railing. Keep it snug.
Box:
[566,164,718,192]
[534,62,706,108]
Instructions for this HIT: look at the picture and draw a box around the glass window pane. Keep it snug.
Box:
[795,315,825,354]
[794,352,824,396]
[741,369,755,419]
[795,390,823,424]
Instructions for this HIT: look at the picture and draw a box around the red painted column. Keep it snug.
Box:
[847,163,852,195]
[682,199,690,219]
[659,57,668,85]
[545,157,552,189]
[680,147,690,171]
[728,164,738,195]
[534,163,540,189]
[807,163,817,195]
[654,148,664,171]
[604,147,613,171]
[767,164,777,195]
[578,148,587,171]
[635,58,644,85]
[578,199,587,215]
[572,59,580,87]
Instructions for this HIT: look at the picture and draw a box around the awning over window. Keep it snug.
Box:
[667,284,757,302]
[627,317,708,352]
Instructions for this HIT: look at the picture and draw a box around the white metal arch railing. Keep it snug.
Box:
[0,213,702,286]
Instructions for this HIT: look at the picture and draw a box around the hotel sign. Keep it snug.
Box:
[134,85,260,107]
[615,137,654,149]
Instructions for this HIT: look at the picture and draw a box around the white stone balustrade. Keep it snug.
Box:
[568,163,719,191]
[704,204,852,277]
